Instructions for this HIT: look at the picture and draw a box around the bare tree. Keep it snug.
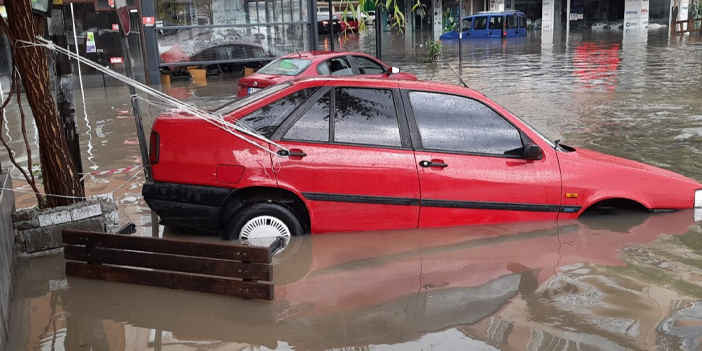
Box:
[0,0,85,208]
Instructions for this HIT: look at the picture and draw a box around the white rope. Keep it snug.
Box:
[23,37,290,158]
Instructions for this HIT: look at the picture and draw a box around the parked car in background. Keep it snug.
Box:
[145,77,702,242]
[160,42,274,75]
[317,14,342,34]
[236,51,416,96]
[366,10,375,25]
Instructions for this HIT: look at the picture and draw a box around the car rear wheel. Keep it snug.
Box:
[224,203,303,245]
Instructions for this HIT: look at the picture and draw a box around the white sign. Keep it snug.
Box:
[86,32,97,53]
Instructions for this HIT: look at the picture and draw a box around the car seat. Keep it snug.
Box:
[330,60,344,73]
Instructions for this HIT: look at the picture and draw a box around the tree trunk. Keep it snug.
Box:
[5,0,85,207]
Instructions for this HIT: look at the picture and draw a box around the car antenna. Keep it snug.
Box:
[441,57,469,88]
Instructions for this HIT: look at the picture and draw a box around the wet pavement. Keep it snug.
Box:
[3,27,702,350]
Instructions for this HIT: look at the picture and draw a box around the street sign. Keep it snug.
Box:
[142,16,155,26]
[108,0,114,7]
[112,24,119,30]
[110,57,123,64]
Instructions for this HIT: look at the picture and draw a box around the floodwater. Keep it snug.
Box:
[4,27,702,350]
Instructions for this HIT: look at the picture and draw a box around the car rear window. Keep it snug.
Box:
[258,58,313,76]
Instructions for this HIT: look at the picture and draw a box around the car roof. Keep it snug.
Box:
[289,77,485,97]
[279,50,373,60]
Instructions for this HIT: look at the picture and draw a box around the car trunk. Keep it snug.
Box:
[238,74,296,96]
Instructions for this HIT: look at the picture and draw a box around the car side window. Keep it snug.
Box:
[334,88,401,147]
[352,56,385,74]
[283,91,330,142]
[489,16,503,30]
[327,57,354,76]
[409,92,523,156]
[462,18,472,30]
[507,14,518,29]
[473,17,487,30]
[519,15,527,28]
[317,61,331,75]
[239,88,315,138]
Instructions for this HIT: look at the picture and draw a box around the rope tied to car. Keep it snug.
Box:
[16,36,292,158]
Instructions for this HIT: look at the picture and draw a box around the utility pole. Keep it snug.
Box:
[328,0,334,51]
[375,4,382,60]
[115,0,151,180]
[458,0,463,63]
[50,6,84,191]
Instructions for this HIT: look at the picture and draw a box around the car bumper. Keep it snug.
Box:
[142,181,236,234]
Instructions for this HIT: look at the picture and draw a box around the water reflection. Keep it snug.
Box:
[9,210,702,351]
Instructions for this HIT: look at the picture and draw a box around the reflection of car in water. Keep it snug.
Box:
[590,21,610,30]
[159,42,275,75]
[63,210,699,350]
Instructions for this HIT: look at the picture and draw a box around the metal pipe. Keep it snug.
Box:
[458,0,462,63]
[328,0,334,51]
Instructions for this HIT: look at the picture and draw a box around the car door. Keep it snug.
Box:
[505,13,519,38]
[402,90,562,228]
[487,15,504,38]
[349,55,388,78]
[461,17,473,39]
[471,16,488,38]
[272,84,420,234]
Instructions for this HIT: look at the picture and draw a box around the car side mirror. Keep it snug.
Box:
[389,67,401,74]
[524,143,543,160]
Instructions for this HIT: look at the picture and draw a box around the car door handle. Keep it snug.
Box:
[278,149,307,157]
[419,160,448,168]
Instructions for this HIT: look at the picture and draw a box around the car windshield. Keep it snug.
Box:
[257,58,312,76]
[212,83,292,116]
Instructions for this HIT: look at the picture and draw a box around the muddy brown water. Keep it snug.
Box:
[3,28,702,350]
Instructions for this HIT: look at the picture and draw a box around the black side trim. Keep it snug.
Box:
[422,199,560,212]
[302,192,419,206]
[559,206,583,213]
[143,181,235,207]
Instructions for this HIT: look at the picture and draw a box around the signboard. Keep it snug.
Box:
[112,24,119,30]
[115,0,130,35]
[108,0,114,7]
[142,16,155,26]
[86,32,97,53]
[110,57,124,64]
[0,6,6,20]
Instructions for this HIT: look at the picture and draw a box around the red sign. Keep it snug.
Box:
[108,0,114,7]
[112,24,119,31]
[110,57,124,64]
[142,16,155,26]
[115,0,130,35]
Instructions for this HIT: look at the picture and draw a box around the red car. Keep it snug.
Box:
[336,13,361,31]
[236,51,416,97]
[143,77,702,242]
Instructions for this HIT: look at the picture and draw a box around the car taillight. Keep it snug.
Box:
[323,20,329,25]
[149,131,160,164]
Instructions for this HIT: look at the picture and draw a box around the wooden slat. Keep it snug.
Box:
[62,230,272,263]
[64,246,272,281]
[66,261,274,300]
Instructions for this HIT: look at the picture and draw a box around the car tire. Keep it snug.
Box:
[223,202,303,241]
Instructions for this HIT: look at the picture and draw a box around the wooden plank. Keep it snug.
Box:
[62,230,272,263]
[66,261,274,300]
[64,246,272,281]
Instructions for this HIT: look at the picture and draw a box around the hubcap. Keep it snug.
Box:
[239,215,291,250]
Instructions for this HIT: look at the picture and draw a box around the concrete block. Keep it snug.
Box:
[38,210,72,227]
[23,219,104,253]
[71,203,101,221]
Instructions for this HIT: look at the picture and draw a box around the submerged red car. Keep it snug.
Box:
[144,77,702,242]
[236,51,417,97]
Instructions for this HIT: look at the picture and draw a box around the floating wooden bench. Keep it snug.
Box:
[62,230,284,301]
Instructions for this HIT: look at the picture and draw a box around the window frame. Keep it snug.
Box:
[273,86,413,150]
[400,89,531,159]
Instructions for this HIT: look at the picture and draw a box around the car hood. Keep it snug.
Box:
[560,146,699,186]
